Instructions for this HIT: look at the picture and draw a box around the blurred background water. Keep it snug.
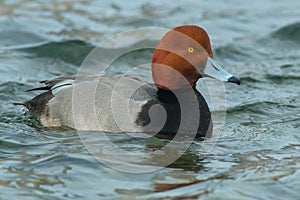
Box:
[0,0,300,199]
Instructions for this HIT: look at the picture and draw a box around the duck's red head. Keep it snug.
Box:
[151,25,240,90]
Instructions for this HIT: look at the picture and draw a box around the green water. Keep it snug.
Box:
[1,0,300,199]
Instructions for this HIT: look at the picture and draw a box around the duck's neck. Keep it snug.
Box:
[157,88,180,104]
[157,88,197,104]
[156,87,212,139]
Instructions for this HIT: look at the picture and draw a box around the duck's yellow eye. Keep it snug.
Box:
[187,47,194,53]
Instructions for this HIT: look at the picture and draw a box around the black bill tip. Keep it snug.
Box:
[228,76,241,85]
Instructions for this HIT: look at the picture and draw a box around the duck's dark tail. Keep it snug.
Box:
[13,91,54,118]
[13,102,26,106]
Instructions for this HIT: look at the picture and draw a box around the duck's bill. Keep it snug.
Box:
[202,57,241,85]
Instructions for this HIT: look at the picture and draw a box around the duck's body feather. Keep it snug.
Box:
[22,75,212,138]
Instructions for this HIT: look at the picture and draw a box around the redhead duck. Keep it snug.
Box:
[16,25,240,139]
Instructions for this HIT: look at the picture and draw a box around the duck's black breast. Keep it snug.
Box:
[135,87,212,140]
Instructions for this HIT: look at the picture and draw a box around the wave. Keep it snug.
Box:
[265,74,300,84]
[0,30,46,50]
[18,40,94,66]
[214,44,253,61]
[271,22,300,43]
[227,100,296,116]
[16,39,157,68]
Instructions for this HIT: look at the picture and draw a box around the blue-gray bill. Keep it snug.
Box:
[203,57,241,85]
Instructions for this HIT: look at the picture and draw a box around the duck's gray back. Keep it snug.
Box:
[30,75,158,133]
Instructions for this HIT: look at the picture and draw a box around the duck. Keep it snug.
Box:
[15,25,241,139]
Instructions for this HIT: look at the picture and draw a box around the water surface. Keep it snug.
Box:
[0,0,300,199]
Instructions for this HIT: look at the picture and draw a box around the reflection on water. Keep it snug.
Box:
[0,0,300,199]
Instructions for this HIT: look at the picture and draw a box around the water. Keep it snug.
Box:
[1,0,300,199]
